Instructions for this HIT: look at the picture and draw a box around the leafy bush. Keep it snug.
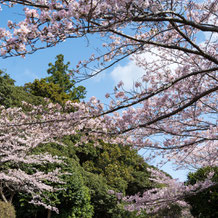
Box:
[14,143,93,218]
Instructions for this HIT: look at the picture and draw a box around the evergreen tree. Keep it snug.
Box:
[24,54,86,105]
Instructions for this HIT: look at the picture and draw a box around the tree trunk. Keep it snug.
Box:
[47,209,51,218]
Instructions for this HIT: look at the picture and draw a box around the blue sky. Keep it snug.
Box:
[0,5,190,181]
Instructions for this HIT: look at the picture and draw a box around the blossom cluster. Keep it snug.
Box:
[122,168,215,214]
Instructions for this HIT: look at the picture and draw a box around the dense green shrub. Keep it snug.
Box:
[71,138,153,194]
[0,70,45,109]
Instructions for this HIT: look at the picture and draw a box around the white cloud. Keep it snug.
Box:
[110,48,178,90]
[110,60,145,90]
[91,71,106,83]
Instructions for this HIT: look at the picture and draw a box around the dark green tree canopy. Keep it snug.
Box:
[186,166,218,218]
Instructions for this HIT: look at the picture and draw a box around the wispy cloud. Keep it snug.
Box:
[110,48,179,90]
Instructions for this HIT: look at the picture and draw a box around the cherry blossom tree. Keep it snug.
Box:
[0,101,106,212]
[121,167,215,215]
[0,0,217,214]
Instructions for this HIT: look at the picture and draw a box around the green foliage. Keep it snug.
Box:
[1,66,160,218]
[47,54,76,94]
[151,204,184,218]
[24,78,70,105]
[83,172,119,217]
[0,70,45,108]
[0,55,86,108]
[74,140,153,195]
[31,135,155,218]
[50,160,93,218]
[14,143,93,218]
[24,54,86,104]
[186,166,218,218]
[83,172,150,218]
[0,201,16,218]
[0,70,14,107]
[61,136,154,217]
